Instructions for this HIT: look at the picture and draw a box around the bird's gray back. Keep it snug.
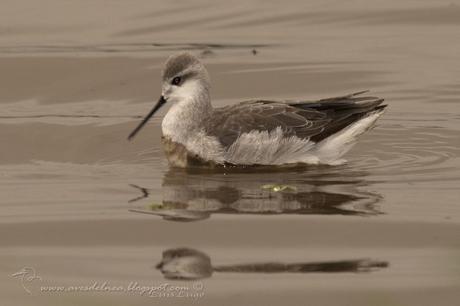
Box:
[205,91,385,149]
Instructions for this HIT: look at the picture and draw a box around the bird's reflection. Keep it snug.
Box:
[156,247,389,280]
[129,167,382,222]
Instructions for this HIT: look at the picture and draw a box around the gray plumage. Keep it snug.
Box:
[162,53,200,80]
[162,53,210,88]
[206,91,386,149]
[129,52,387,167]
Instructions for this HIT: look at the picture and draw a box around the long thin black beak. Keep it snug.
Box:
[128,96,166,141]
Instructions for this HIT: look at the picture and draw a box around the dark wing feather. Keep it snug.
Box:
[206,91,386,148]
[289,91,386,142]
[206,101,330,148]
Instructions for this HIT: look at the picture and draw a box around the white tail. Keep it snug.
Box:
[312,109,386,164]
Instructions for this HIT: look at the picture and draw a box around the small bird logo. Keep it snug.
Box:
[11,267,42,294]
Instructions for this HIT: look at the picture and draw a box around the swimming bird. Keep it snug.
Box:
[128,52,386,168]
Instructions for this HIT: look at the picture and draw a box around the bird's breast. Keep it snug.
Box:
[161,136,222,168]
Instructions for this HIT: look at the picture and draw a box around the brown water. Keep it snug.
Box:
[1,0,460,305]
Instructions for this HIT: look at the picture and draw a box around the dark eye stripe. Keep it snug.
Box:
[171,76,181,86]
[170,71,198,86]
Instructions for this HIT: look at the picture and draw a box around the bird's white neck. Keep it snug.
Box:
[161,94,212,144]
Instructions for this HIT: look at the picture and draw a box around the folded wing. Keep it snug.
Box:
[206,91,386,148]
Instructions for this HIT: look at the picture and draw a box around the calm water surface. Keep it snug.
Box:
[1,0,459,305]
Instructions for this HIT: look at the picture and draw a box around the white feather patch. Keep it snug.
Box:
[313,110,385,164]
[186,130,226,164]
[224,110,385,166]
[225,127,318,165]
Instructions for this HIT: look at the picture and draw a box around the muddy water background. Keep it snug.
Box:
[1,0,460,305]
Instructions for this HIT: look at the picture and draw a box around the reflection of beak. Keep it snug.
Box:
[128,96,166,140]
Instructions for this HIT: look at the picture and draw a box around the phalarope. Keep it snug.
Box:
[128,52,386,168]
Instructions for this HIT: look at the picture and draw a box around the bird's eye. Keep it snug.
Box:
[171,76,182,86]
